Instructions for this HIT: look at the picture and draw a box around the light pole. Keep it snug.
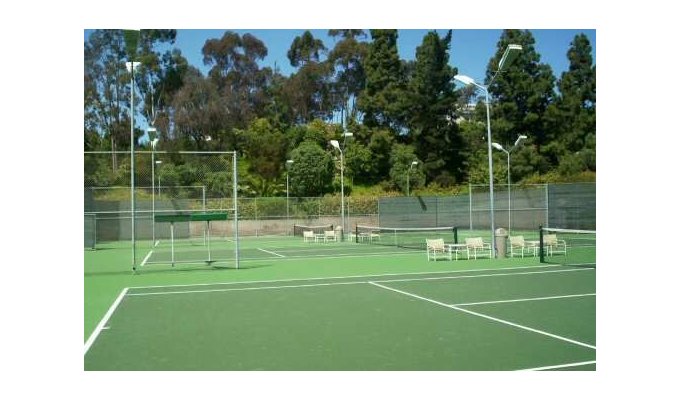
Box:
[492,134,527,232]
[126,60,141,270]
[406,161,418,196]
[155,160,162,197]
[330,139,346,238]
[148,127,159,244]
[286,159,293,234]
[329,132,353,238]
[454,44,522,258]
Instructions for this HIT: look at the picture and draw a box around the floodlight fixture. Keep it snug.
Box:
[498,44,523,71]
[514,135,528,147]
[125,61,141,73]
[454,74,477,86]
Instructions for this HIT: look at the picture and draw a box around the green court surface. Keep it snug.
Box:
[85,237,595,370]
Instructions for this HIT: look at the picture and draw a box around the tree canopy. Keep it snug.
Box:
[84,29,596,196]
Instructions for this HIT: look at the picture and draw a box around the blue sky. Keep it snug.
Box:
[165,29,595,82]
[85,29,595,83]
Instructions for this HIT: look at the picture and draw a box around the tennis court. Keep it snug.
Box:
[84,234,595,370]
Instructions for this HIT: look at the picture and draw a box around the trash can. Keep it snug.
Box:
[495,228,508,258]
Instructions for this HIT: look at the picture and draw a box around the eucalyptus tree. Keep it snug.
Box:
[84,29,178,163]
[283,31,334,123]
[327,29,368,128]
[85,29,131,156]
[202,31,270,130]
[170,67,225,149]
[287,30,327,67]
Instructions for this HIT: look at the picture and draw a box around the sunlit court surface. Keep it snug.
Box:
[84,234,595,371]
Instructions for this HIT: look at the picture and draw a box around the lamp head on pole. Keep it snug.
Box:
[454,74,476,86]
[330,140,340,151]
[498,44,523,71]
[491,142,505,152]
[286,159,294,168]
[125,61,141,73]
[514,134,528,147]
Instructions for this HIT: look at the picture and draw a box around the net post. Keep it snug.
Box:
[539,225,545,263]
[355,224,359,243]
[453,226,458,244]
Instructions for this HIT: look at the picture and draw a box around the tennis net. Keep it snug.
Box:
[355,225,457,249]
[540,227,596,267]
[293,223,334,236]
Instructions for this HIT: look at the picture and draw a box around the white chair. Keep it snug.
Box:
[324,230,338,243]
[303,230,315,243]
[509,235,536,258]
[465,237,492,259]
[426,238,448,261]
[544,234,566,256]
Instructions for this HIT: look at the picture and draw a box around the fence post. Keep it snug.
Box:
[469,183,473,230]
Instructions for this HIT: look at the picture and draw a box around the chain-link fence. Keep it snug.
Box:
[377,183,594,233]
[230,195,379,236]
[84,151,594,267]
[85,151,238,269]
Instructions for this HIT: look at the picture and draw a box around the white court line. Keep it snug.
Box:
[127,281,364,296]
[257,248,285,258]
[84,288,129,355]
[369,282,596,350]
[140,249,154,266]
[128,267,589,297]
[130,264,559,290]
[453,293,596,307]
[518,360,596,371]
[376,267,592,285]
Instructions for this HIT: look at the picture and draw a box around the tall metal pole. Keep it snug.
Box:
[507,151,511,232]
[484,89,496,258]
[152,146,155,244]
[406,170,410,197]
[285,159,293,235]
[340,149,345,237]
[233,151,239,269]
[129,64,137,271]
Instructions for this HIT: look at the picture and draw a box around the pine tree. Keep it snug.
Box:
[406,30,463,184]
